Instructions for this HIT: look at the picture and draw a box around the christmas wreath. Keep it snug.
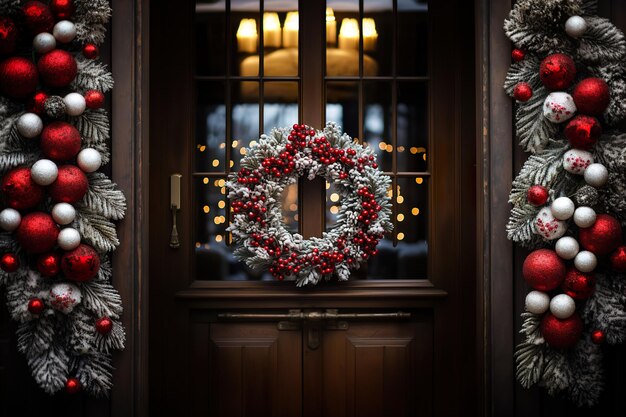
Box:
[504,0,626,406]
[227,122,393,286]
[0,0,125,396]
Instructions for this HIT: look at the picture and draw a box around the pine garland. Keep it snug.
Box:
[0,0,125,396]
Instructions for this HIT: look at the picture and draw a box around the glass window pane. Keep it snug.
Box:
[326,0,360,76]
[281,183,299,234]
[397,81,428,172]
[263,81,299,131]
[325,181,343,231]
[397,0,428,76]
[196,81,226,172]
[326,81,358,137]
[364,0,391,76]
[263,1,299,76]
[233,0,260,76]
[363,81,392,172]
[232,81,260,171]
[195,1,227,75]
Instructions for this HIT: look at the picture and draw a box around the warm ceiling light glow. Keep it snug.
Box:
[363,18,378,51]
[326,8,337,45]
[326,8,335,23]
[283,12,299,48]
[338,18,359,50]
[263,12,281,48]
[236,19,258,53]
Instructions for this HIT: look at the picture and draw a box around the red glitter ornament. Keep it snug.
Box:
[37,251,62,277]
[37,49,77,88]
[28,298,44,314]
[0,253,19,272]
[579,214,623,255]
[65,377,81,394]
[49,165,89,203]
[572,77,610,116]
[16,212,59,254]
[50,0,75,20]
[84,90,105,109]
[523,249,567,291]
[513,82,533,102]
[22,1,54,35]
[539,53,576,90]
[26,91,49,115]
[591,329,605,344]
[610,246,626,273]
[82,43,99,59]
[41,121,82,161]
[0,16,18,55]
[61,244,100,282]
[541,312,583,349]
[0,57,39,99]
[564,115,601,150]
[1,166,44,210]
[95,316,113,334]
[527,185,549,206]
[562,266,595,299]
[511,48,525,62]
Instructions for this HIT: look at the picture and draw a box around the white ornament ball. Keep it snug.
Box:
[573,206,596,228]
[550,196,575,220]
[16,112,43,138]
[563,149,593,175]
[51,202,76,225]
[0,208,21,232]
[58,227,81,250]
[49,282,82,314]
[584,163,609,188]
[574,250,597,273]
[63,92,86,116]
[30,159,58,186]
[77,148,102,173]
[549,294,576,319]
[555,236,579,260]
[52,20,77,43]
[32,32,56,54]
[565,16,588,38]
[534,207,567,240]
[525,291,550,314]
[543,92,577,123]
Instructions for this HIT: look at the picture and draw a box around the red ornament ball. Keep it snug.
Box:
[562,266,595,299]
[82,43,99,59]
[541,312,583,349]
[26,91,49,115]
[591,329,606,344]
[65,377,81,394]
[0,16,18,55]
[37,251,62,277]
[84,90,105,109]
[564,115,601,150]
[16,212,59,254]
[513,82,533,102]
[95,316,113,334]
[50,0,75,20]
[0,253,19,272]
[579,214,623,256]
[539,53,576,90]
[22,1,54,35]
[37,49,77,88]
[527,185,549,206]
[1,166,44,210]
[28,298,45,314]
[523,249,566,291]
[572,77,610,116]
[511,48,525,62]
[0,57,39,99]
[610,246,626,273]
[61,244,100,282]
[40,121,82,161]
[49,165,89,203]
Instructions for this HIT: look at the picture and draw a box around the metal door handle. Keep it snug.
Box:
[218,309,411,321]
[169,174,182,248]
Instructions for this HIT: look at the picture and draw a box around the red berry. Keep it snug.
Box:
[28,298,44,314]
[511,49,525,62]
[65,377,81,394]
[83,43,99,59]
[513,82,533,102]
[527,185,549,206]
[0,253,19,272]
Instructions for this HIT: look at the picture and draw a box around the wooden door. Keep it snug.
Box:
[148,0,477,416]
